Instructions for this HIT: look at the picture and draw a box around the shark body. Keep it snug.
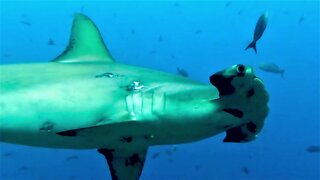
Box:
[0,14,269,180]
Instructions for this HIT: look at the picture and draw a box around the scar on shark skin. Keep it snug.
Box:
[39,121,55,133]
[126,81,144,91]
[93,117,110,126]
[95,72,123,78]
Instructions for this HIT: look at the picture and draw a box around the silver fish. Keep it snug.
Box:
[176,67,189,77]
[258,63,284,78]
[245,13,268,54]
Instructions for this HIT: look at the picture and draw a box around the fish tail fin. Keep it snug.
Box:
[245,41,257,54]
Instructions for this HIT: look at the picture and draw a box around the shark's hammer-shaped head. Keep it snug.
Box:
[210,64,269,143]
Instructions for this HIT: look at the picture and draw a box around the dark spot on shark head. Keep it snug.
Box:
[121,136,133,143]
[247,88,255,98]
[223,126,248,143]
[222,109,244,118]
[246,122,257,133]
[209,74,235,96]
[125,153,142,167]
[56,129,77,136]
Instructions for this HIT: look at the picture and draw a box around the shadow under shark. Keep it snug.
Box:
[0,14,269,180]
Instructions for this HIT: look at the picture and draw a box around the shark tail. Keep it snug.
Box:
[245,41,257,54]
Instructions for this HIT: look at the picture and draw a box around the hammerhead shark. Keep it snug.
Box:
[0,13,269,180]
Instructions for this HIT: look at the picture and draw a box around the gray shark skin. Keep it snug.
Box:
[0,14,269,180]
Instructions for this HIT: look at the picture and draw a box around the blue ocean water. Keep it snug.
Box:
[0,0,319,179]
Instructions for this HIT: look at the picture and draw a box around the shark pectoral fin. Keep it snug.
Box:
[52,13,115,63]
[98,147,148,180]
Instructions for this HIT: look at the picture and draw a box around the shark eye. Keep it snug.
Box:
[236,64,246,74]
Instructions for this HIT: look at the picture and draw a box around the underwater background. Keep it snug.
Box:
[0,0,319,179]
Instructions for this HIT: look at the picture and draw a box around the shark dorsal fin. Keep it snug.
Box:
[52,13,115,63]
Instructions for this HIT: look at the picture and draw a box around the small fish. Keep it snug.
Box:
[282,10,290,15]
[17,165,30,171]
[21,14,28,18]
[80,6,85,13]
[245,13,268,54]
[148,50,156,55]
[65,155,79,161]
[225,1,231,7]
[173,1,180,7]
[167,158,174,163]
[1,151,14,157]
[21,21,32,26]
[306,145,320,153]
[165,145,178,155]
[176,67,189,77]
[194,29,202,35]
[241,166,250,175]
[298,16,305,24]
[130,28,135,35]
[2,53,10,58]
[194,164,201,172]
[158,35,163,42]
[48,38,55,46]
[258,63,284,78]
[151,152,161,159]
